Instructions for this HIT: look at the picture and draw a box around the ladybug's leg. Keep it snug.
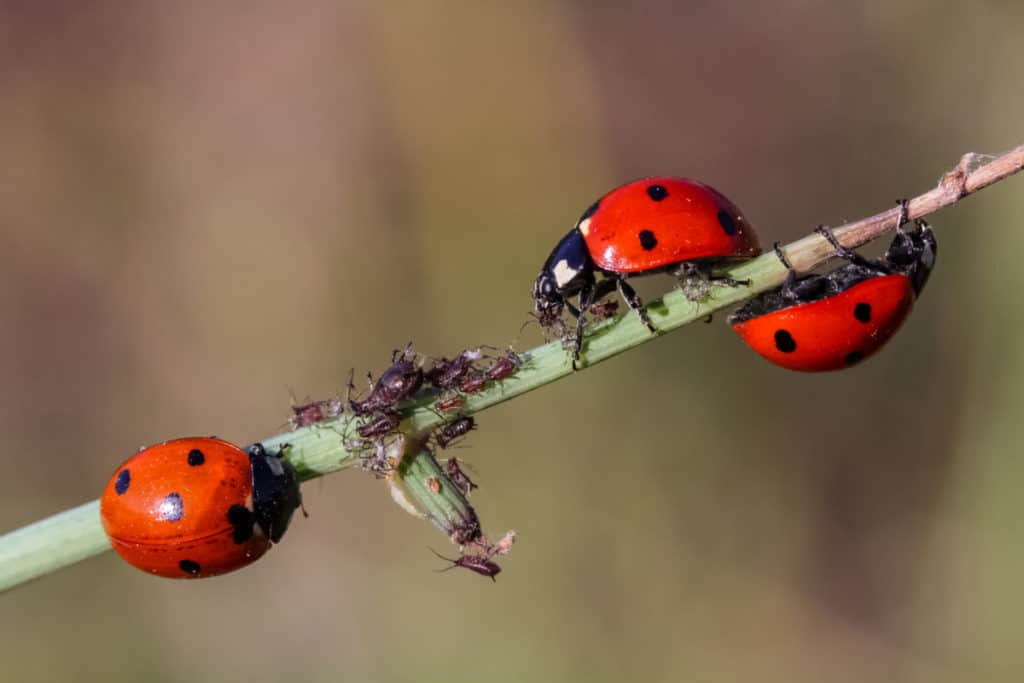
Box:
[570,281,596,369]
[614,278,656,333]
[773,241,802,299]
[815,225,877,269]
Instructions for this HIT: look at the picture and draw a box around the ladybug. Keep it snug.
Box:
[533,177,761,366]
[100,437,302,579]
[728,210,936,372]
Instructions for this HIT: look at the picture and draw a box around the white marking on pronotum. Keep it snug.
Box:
[552,259,579,288]
[578,217,592,236]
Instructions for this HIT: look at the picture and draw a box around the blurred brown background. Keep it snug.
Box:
[2,2,1023,681]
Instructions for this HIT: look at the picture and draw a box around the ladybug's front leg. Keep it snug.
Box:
[570,280,597,369]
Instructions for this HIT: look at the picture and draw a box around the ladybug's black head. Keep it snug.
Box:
[248,444,302,544]
[885,219,938,295]
[533,228,594,328]
[532,271,565,328]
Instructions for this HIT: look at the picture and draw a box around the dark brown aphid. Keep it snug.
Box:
[425,348,485,390]
[443,458,477,495]
[348,345,424,416]
[484,348,521,382]
[429,548,501,582]
[436,416,476,449]
[436,394,465,412]
[356,411,401,439]
[588,299,620,320]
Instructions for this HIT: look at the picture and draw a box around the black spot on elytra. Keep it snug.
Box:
[187,449,205,466]
[159,493,183,522]
[578,200,600,224]
[845,350,865,365]
[227,504,255,544]
[646,184,668,201]
[638,230,658,251]
[717,210,737,236]
[179,560,201,576]
[114,469,131,495]
[853,303,872,323]
[774,330,797,353]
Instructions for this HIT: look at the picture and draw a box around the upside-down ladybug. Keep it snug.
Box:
[532,177,761,366]
[100,437,302,579]
[728,210,937,372]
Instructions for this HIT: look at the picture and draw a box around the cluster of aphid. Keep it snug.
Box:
[285,342,525,577]
[98,175,939,583]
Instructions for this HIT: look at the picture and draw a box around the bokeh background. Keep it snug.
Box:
[2,2,1023,681]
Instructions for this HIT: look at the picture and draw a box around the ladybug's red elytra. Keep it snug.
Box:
[100,437,302,579]
[532,177,761,366]
[728,207,937,372]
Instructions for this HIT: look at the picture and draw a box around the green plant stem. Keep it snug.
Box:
[1,146,1021,594]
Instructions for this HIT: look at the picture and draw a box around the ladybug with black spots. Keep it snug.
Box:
[100,437,302,578]
[728,206,937,372]
[532,177,761,366]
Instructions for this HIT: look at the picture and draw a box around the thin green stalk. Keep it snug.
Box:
[1,146,1021,594]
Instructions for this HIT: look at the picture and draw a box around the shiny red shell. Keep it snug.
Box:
[100,437,268,578]
[579,177,760,273]
[731,274,915,372]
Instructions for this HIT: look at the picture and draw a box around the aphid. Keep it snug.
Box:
[436,394,465,412]
[288,397,343,430]
[436,416,476,449]
[425,347,487,390]
[356,411,401,439]
[490,530,516,556]
[588,299,620,320]
[443,458,478,495]
[429,548,501,582]
[348,345,424,416]
[484,349,521,382]
[459,371,488,394]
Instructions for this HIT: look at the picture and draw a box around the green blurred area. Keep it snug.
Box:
[2,2,1023,681]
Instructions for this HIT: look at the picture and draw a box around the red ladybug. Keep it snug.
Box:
[532,177,761,365]
[100,437,302,579]
[728,212,937,372]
